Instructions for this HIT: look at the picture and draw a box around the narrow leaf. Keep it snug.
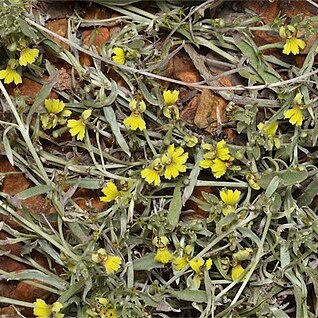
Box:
[103,106,131,156]
[167,180,182,229]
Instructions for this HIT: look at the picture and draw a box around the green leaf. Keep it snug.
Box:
[102,80,118,106]
[182,149,202,205]
[14,185,53,200]
[3,127,14,166]
[20,19,38,39]
[103,106,131,156]
[234,35,281,86]
[133,253,164,271]
[27,73,58,125]
[265,176,280,198]
[258,169,308,189]
[297,179,318,207]
[138,80,159,105]
[167,180,182,229]
[38,239,65,266]
[271,307,291,318]
[168,289,207,303]
[4,269,66,290]
[238,228,261,247]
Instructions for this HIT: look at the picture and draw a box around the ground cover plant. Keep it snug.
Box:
[0,0,318,317]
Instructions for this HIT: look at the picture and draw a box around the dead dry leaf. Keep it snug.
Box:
[194,90,227,130]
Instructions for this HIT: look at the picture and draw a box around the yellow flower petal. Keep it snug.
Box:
[100,182,120,203]
[112,47,125,65]
[211,158,227,179]
[162,145,188,180]
[67,119,86,140]
[205,258,212,270]
[231,264,245,281]
[219,188,241,206]
[45,99,65,114]
[33,299,52,318]
[216,140,231,160]
[163,90,179,106]
[0,67,22,85]
[283,37,306,55]
[19,47,39,66]
[67,110,90,140]
[199,158,214,169]
[103,255,122,274]
[141,168,161,186]
[284,105,303,126]
[173,256,188,271]
[155,247,173,264]
[189,258,204,274]
[258,121,278,136]
[124,113,146,131]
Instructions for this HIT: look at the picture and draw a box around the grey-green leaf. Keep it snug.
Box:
[167,180,182,230]
[103,106,131,156]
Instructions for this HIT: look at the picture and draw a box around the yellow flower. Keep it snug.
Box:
[19,47,39,66]
[283,37,306,55]
[161,144,188,179]
[173,245,194,271]
[129,99,146,112]
[189,258,212,288]
[215,140,231,160]
[124,113,146,131]
[173,256,188,271]
[189,258,205,273]
[33,299,51,318]
[211,158,227,179]
[141,168,161,186]
[92,248,122,274]
[103,255,122,274]
[67,109,92,140]
[152,235,169,247]
[87,298,118,318]
[184,135,198,147]
[41,99,71,130]
[220,189,241,206]
[163,90,179,106]
[44,99,64,114]
[96,297,109,306]
[112,47,125,64]
[257,121,278,137]
[100,182,120,203]
[199,141,231,177]
[0,59,22,85]
[141,158,163,186]
[246,173,261,190]
[284,105,303,126]
[105,308,118,318]
[155,247,173,264]
[220,188,241,216]
[199,156,213,170]
[33,299,64,318]
[231,264,245,281]
[257,121,280,149]
[202,140,231,161]
[162,90,180,119]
